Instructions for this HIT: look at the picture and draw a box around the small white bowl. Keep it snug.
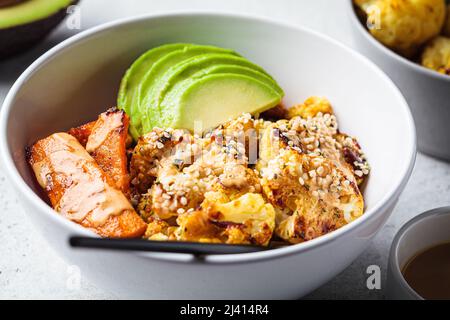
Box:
[0,13,416,299]
[347,0,450,161]
[387,207,450,300]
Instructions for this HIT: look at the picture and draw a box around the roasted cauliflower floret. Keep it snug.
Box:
[144,219,177,241]
[130,128,188,195]
[181,192,275,246]
[354,0,446,57]
[257,97,368,243]
[443,4,450,37]
[136,144,262,221]
[136,99,368,246]
[259,149,364,244]
[260,101,370,186]
[287,97,334,119]
[143,193,276,246]
[204,192,276,246]
[134,114,276,246]
[421,36,450,75]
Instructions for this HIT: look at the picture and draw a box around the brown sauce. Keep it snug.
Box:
[402,243,450,300]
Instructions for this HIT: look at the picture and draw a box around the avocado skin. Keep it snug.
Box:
[0,0,77,60]
[0,1,26,8]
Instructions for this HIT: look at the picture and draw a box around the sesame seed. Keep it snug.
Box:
[355,170,363,177]
[299,177,305,185]
[317,166,325,176]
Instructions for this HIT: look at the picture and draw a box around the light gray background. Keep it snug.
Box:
[1,0,449,300]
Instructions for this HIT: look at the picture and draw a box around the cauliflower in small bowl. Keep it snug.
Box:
[354,0,446,58]
[354,0,450,74]
[421,36,450,75]
[349,0,450,160]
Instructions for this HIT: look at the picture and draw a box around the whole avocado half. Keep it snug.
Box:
[0,0,78,59]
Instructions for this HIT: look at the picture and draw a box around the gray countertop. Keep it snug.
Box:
[1,0,449,300]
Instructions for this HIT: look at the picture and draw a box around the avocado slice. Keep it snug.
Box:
[118,43,193,139]
[160,65,284,121]
[169,64,284,98]
[160,73,283,132]
[142,53,276,132]
[0,0,75,59]
[200,65,282,94]
[138,46,239,133]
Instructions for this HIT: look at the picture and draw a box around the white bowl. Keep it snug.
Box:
[0,13,416,299]
[346,1,450,161]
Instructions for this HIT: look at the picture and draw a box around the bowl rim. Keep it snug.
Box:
[346,0,450,83]
[0,11,417,264]
[389,206,450,300]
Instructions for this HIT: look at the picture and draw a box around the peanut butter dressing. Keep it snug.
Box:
[32,133,133,227]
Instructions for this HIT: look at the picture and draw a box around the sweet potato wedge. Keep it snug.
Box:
[68,121,96,147]
[85,108,131,196]
[28,133,146,238]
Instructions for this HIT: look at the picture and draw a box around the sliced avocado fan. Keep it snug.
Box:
[142,53,283,133]
[118,43,284,139]
[118,43,191,139]
[137,45,240,134]
[161,65,283,115]
[166,73,282,132]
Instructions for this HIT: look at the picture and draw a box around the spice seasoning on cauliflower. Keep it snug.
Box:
[132,97,370,246]
[133,114,278,246]
[354,0,446,57]
[257,102,369,244]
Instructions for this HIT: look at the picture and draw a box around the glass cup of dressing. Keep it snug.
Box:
[387,207,450,300]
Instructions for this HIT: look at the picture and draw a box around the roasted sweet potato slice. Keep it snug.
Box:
[68,121,96,147]
[28,133,146,238]
[68,108,131,195]
[85,108,130,196]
